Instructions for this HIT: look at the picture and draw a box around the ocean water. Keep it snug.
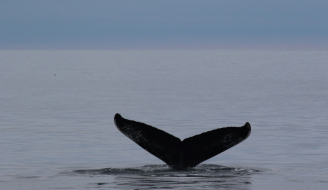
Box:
[0,50,327,189]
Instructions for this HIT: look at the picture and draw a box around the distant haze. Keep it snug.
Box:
[1,0,327,49]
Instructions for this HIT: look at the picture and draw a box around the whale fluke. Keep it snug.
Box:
[114,113,251,170]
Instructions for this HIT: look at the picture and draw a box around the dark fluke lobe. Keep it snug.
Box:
[114,113,251,170]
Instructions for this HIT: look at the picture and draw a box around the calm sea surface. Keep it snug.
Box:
[1,50,327,189]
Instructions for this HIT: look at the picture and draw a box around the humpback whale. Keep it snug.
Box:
[114,113,251,170]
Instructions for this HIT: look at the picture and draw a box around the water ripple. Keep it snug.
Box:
[74,164,259,177]
[71,164,260,189]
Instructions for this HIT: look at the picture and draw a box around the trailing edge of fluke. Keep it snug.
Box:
[114,113,251,170]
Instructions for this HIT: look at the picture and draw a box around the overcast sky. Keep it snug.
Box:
[1,0,327,49]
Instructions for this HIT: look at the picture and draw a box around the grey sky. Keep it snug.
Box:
[1,0,327,49]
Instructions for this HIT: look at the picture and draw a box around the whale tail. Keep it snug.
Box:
[114,113,251,170]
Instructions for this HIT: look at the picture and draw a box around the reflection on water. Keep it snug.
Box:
[74,164,259,189]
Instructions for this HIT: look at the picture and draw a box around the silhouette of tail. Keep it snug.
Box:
[114,113,251,170]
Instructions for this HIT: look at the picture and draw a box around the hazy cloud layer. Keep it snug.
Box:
[1,0,327,49]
